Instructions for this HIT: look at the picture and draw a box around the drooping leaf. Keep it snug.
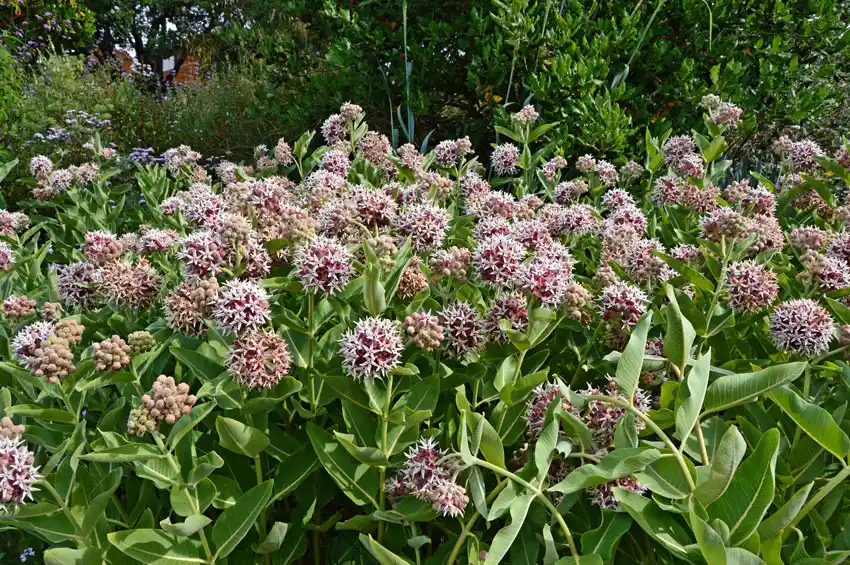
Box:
[484,494,535,565]
[359,534,414,564]
[159,515,212,538]
[465,410,506,469]
[758,483,813,540]
[80,444,163,463]
[549,448,662,494]
[690,499,727,565]
[253,522,289,554]
[664,284,697,370]
[614,488,693,560]
[637,456,696,500]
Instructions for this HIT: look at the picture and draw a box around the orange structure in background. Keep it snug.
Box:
[113,49,200,85]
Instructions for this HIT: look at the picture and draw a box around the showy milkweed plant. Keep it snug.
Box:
[1,98,850,565]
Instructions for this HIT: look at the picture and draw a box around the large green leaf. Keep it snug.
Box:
[215,416,269,457]
[637,456,696,500]
[702,363,806,415]
[706,429,780,545]
[676,349,711,444]
[484,494,535,565]
[169,346,225,381]
[43,547,102,565]
[766,385,850,459]
[664,284,696,370]
[695,426,747,505]
[690,500,727,565]
[306,423,380,508]
[160,515,212,538]
[549,448,661,494]
[581,512,633,561]
[80,444,163,463]
[167,403,215,449]
[359,534,414,565]
[615,312,653,403]
[758,483,813,540]
[211,480,273,559]
[614,488,693,560]
[465,410,506,469]
[107,529,207,564]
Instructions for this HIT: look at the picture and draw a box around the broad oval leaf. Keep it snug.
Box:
[695,425,747,505]
[215,416,269,458]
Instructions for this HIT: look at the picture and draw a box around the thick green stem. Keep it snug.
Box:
[786,463,850,535]
[378,373,394,544]
[700,236,734,355]
[472,458,580,563]
[585,395,696,492]
[153,434,214,561]
[446,480,508,565]
[40,480,84,541]
[793,364,812,445]
[672,365,709,466]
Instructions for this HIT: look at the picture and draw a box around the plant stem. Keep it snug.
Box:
[153,434,214,561]
[584,395,696,491]
[446,480,508,565]
[39,479,84,541]
[471,458,580,563]
[378,373,394,544]
[793,364,812,445]
[786,463,850,534]
[672,365,709,465]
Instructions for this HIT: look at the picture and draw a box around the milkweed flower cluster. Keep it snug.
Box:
[214,280,271,335]
[582,379,651,447]
[385,438,468,518]
[724,261,779,312]
[769,299,835,357]
[600,282,649,328]
[340,317,403,380]
[525,381,572,438]
[441,302,487,357]
[228,330,293,389]
[293,236,354,295]
[127,375,197,436]
[0,433,39,510]
[403,311,445,351]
